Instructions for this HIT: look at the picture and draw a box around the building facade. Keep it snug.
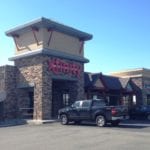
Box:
[84,72,136,109]
[111,68,150,106]
[0,17,92,121]
[1,18,150,122]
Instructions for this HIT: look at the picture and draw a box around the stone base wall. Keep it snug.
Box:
[0,65,17,120]
[0,53,84,121]
[0,66,5,120]
[15,56,43,120]
[14,55,84,120]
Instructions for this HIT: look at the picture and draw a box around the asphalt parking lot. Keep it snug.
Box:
[0,120,150,150]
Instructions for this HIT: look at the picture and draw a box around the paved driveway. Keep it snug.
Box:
[0,121,150,150]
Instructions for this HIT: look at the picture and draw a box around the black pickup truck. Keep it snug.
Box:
[58,99,128,127]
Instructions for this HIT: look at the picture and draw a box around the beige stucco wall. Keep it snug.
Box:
[15,29,43,54]
[43,29,83,56]
[111,70,142,77]
[15,28,84,57]
[111,69,150,78]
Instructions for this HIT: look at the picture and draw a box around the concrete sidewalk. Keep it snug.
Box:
[0,119,58,127]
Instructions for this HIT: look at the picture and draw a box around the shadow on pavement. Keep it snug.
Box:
[119,119,150,129]
[0,119,27,128]
[67,119,150,129]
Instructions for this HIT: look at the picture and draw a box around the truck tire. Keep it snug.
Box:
[147,114,150,120]
[96,115,106,127]
[60,114,68,125]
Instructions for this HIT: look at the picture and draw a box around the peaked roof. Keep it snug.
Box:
[84,72,122,90]
[119,78,130,88]
[100,74,122,90]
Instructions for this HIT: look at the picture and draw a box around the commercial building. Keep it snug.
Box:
[0,17,92,121]
[84,72,136,109]
[111,68,150,106]
[0,17,150,122]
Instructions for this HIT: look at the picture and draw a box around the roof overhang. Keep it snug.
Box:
[8,48,89,63]
[6,17,93,41]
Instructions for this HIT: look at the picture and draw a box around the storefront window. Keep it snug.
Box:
[122,96,129,106]
[147,95,150,105]
[93,95,98,99]
[63,93,69,106]
[133,95,136,105]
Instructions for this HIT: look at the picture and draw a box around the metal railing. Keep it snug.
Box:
[19,107,33,119]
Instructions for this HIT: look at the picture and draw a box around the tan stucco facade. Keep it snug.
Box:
[111,68,150,78]
[14,28,83,56]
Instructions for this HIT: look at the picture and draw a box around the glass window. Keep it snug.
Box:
[63,93,69,106]
[147,95,150,105]
[133,95,136,105]
[81,101,91,108]
[73,101,81,107]
[93,95,98,99]
[92,100,106,107]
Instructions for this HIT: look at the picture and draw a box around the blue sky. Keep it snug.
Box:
[0,0,150,74]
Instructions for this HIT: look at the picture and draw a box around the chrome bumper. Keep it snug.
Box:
[112,116,129,121]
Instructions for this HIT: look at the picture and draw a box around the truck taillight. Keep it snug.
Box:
[111,108,117,115]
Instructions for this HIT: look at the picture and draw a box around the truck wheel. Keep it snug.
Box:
[96,115,106,127]
[147,114,150,120]
[60,114,68,125]
[111,120,120,126]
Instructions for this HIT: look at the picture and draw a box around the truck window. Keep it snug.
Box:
[92,100,106,107]
[81,101,91,108]
[73,101,81,107]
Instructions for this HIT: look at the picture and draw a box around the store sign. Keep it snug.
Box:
[48,58,81,77]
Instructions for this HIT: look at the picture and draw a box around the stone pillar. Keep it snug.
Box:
[4,66,17,119]
[33,79,43,120]
[41,61,52,120]
[76,64,85,100]
[15,57,44,120]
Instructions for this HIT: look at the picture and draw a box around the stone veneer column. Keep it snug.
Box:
[15,56,52,120]
[4,66,17,119]
[15,55,85,120]
[41,60,52,120]
[0,66,17,119]
[76,64,85,100]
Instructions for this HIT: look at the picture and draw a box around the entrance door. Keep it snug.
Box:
[62,92,70,107]
[0,102,4,120]
[28,92,34,113]
[23,91,34,119]
[52,90,70,118]
[52,79,73,118]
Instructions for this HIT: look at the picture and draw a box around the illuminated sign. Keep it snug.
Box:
[48,58,81,77]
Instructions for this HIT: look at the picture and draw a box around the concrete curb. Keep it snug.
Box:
[0,119,59,127]
[0,119,26,127]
